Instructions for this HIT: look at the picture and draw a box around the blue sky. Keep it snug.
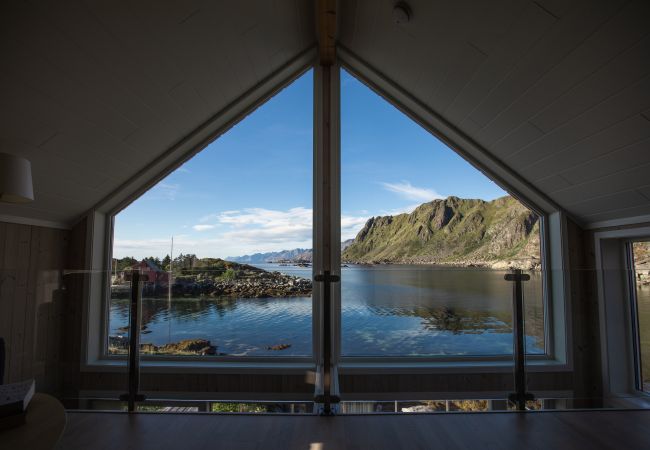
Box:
[113,69,506,259]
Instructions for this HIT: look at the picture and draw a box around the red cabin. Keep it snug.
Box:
[124,260,170,286]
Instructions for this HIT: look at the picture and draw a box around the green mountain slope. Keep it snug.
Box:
[342,196,541,269]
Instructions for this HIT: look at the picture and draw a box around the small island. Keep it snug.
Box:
[112,257,312,299]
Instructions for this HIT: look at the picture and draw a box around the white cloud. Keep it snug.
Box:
[341,215,369,240]
[217,207,369,242]
[380,204,421,216]
[158,183,180,200]
[192,224,215,232]
[217,207,313,246]
[381,181,443,202]
[113,236,197,258]
[198,213,220,223]
[223,226,312,244]
[115,207,371,259]
[143,182,181,201]
[218,207,312,228]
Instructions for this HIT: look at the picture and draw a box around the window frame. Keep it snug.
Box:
[626,239,649,393]
[594,227,650,397]
[80,54,569,373]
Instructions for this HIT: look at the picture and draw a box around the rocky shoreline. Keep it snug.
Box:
[112,269,312,299]
[108,336,294,356]
[108,337,221,355]
[342,257,541,271]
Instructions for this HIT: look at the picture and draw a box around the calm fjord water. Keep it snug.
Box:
[110,264,545,357]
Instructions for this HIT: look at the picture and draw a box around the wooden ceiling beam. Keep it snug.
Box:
[318,0,337,66]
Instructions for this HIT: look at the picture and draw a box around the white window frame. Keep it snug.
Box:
[594,226,650,398]
[79,50,570,375]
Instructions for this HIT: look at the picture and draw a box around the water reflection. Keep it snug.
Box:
[340,265,544,356]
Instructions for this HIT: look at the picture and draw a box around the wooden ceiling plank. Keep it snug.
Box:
[484,0,650,148]
[318,0,337,65]
[465,0,625,130]
[511,74,650,171]
[445,1,556,124]
[553,163,650,206]
[583,204,650,224]
[524,114,650,184]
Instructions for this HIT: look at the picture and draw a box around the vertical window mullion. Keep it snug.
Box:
[313,63,342,371]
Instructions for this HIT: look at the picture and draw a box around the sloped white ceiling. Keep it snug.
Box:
[1,0,649,227]
[339,0,650,225]
[0,0,314,226]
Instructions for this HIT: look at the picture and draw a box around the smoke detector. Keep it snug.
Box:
[393,2,412,24]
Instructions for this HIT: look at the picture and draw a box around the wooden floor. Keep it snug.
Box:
[58,410,650,450]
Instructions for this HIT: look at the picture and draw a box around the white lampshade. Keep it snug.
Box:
[0,153,34,203]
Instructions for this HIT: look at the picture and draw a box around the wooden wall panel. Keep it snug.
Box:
[0,221,69,395]
[567,218,603,399]
[60,217,87,398]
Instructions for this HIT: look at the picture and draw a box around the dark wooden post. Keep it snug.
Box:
[505,269,534,411]
[119,269,146,411]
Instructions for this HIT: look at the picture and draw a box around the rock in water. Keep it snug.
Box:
[266,344,291,351]
[162,338,212,353]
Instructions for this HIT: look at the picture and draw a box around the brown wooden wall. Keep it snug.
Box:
[60,217,87,398]
[566,218,603,398]
[0,221,69,394]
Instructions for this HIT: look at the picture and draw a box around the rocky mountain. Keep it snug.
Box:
[340,239,354,251]
[228,240,355,264]
[227,248,312,264]
[342,196,541,269]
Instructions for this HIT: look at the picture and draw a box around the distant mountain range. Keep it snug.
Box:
[227,248,312,264]
[342,196,540,269]
[228,196,541,269]
[227,240,354,264]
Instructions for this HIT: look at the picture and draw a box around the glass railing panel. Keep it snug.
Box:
[108,273,132,356]
[61,397,315,414]
[1,265,85,392]
[108,265,313,358]
[522,269,545,355]
[336,394,650,415]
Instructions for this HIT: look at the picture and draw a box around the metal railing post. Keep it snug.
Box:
[505,269,534,411]
[119,269,146,411]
